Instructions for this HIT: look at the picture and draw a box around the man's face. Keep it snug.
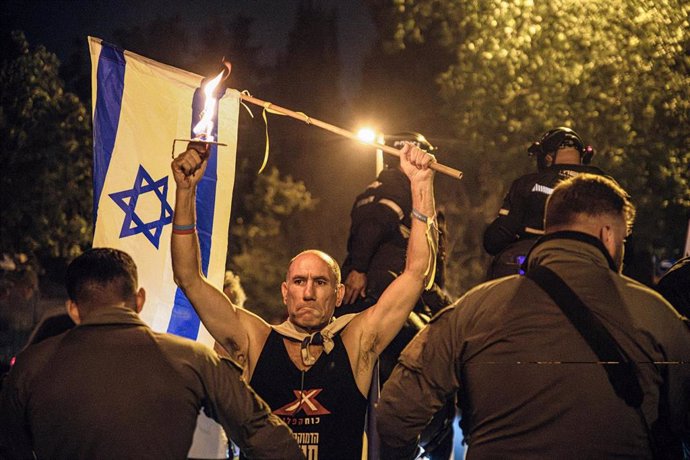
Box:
[281,253,343,331]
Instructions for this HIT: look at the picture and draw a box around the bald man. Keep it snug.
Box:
[171,142,438,458]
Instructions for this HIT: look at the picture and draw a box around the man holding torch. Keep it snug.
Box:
[171,141,438,459]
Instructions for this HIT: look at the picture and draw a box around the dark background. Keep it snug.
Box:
[2,1,687,341]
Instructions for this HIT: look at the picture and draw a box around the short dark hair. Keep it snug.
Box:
[66,248,138,306]
[545,174,635,234]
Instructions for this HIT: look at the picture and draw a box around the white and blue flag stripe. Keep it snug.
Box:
[89,36,238,344]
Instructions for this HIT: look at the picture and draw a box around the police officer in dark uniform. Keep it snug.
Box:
[339,132,454,459]
[483,127,611,279]
[340,132,450,319]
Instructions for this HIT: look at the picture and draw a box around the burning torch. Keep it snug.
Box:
[171,61,231,157]
[173,61,463,180]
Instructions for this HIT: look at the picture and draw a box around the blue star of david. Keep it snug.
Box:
[109,165,174,249]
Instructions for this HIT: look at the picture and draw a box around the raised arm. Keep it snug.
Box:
[344,144,437,364]
[171,144,269,374]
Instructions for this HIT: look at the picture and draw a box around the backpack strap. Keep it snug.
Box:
[526,265,643,406]
[526,265,671,457]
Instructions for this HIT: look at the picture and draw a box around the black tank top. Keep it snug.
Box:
[249,330,368,459]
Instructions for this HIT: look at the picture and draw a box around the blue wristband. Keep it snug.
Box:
[172,223,196,231]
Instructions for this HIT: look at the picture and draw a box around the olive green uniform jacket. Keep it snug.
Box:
[0,307,304,460]
[378,232,690,459]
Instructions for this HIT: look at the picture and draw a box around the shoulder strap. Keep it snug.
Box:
[526,265,643,408]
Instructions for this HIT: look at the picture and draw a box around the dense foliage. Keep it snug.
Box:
[386,0,689,290]
[0,31,92,262]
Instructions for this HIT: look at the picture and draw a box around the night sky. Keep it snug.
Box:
[2,0,376,99]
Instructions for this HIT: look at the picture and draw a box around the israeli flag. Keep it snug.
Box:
[89,37,238,345]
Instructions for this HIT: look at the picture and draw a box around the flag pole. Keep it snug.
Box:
[238,92,464,180]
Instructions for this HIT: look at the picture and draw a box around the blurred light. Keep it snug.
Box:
[356,127,378,144]
[355,126,386,175]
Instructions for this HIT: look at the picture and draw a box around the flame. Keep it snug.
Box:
[193,61,232,142]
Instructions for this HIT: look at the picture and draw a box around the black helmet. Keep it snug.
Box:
[528,127,594,170]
